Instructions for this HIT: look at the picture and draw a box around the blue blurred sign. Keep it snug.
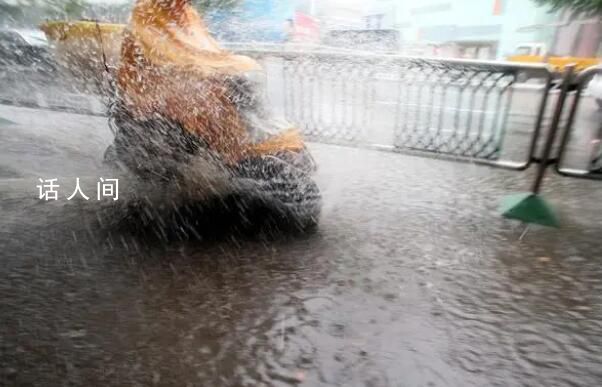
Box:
[207,0,296,43]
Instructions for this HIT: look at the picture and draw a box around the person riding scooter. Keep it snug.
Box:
[105,0,321,228]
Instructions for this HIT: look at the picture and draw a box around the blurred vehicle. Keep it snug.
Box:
[0,28,54,69]
[589,73,602,110]
[508,42,600,74]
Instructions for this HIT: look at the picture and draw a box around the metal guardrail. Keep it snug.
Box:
[242,50,554,169]
[388,59,548,167]
[240,50,377,145]
[555,65,602,179]
[4,49,591,176]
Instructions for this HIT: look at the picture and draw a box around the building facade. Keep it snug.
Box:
[395,0,601,59]
[208,0,601,55]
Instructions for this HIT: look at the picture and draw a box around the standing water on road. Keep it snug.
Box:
[1,0,602,386]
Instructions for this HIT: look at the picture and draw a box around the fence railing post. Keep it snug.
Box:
[555,65,602,179]
[499,64,576,228]
[525,74,553,169]
[532,65,576,193]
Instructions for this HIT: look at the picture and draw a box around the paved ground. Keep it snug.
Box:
[1,105,602,386]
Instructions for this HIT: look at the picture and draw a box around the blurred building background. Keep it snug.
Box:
[207,0,296,43]
[295,0,600,59]
[0,0,600,58]
[394,0,601,59]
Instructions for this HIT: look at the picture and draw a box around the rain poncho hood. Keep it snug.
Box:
[122,0,260,74]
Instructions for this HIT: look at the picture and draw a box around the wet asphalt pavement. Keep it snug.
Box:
[1,104,602,386]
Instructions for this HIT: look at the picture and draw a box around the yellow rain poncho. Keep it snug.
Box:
[118,0,304,165]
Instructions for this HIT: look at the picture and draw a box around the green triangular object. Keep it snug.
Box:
[500,193,560,228]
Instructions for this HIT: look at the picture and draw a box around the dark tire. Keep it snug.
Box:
[272,177,322,231]
[235,153,321,231]
[596,99,602,111]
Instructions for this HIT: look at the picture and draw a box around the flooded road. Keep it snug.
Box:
[1,105,602,386]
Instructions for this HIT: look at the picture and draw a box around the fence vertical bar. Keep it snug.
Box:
[532,65,575,193]
[525,74,553,168]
